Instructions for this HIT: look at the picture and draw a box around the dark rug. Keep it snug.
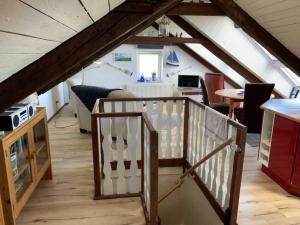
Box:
[246,133,260,147]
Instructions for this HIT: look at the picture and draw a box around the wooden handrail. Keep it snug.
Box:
[158,138,233,203]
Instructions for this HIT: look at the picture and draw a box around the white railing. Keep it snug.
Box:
[100,98,186,160]
[187,101,238,210]
[126,83,175,98]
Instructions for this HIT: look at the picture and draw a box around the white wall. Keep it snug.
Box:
[70,42,212,89]
[38,82,66,119]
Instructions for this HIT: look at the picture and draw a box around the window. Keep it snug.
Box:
[255,41,300,86]
[137,53,162,81]
[281,67,300,85]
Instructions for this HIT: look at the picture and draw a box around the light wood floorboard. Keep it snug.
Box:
[17,105,300,225]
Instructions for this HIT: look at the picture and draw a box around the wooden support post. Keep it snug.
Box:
[91,115,101,199]
[183,98,190,172]
[228,126,247,225]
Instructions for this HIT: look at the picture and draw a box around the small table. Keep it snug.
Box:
[215,89,244,117]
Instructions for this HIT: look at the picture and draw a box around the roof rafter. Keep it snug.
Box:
[0,0,182,111]
[125,36,206,45]
[115,2,225,16]
[167,2,224,16]
[169,15,283,98]
[210,0,300,77]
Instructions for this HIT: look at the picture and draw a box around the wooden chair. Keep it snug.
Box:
[234,83,275,133]
[204,72,225,103]
[200,78,229,115]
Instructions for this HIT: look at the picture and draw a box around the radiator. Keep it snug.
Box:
[126,83,175,97]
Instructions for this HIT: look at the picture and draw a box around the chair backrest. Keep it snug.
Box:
[204,73,225,103]
[289,86,300,98]
[200,78,209,106]
[243,83,275,133]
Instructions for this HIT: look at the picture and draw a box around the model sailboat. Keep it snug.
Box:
[166,50,179,66]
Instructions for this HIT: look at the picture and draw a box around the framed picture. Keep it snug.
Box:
[113,53,132,62]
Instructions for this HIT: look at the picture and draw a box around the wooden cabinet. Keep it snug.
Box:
[268,115,299,184]
[0,194,4,225]
[260,99,300,196]
[0,108,52,225]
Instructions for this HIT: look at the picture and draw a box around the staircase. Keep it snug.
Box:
[91,97,247,225]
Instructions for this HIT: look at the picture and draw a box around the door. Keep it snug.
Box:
[268,115,299,184]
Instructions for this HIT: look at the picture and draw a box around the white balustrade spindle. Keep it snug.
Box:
[100,118,113,195]
[115,117,126,194]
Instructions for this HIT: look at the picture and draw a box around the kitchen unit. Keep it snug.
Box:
[259,99,300,196]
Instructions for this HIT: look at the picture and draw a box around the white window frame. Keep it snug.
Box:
[254,41,300,86]
[137,51,163,82]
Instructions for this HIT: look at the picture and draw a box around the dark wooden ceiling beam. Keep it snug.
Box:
[125,36,206,45]
[0,0,182,111]
[167,2,224,16]
[151,22,240,88]
[115,2,225,16]
[169,16,283,98]
[210,0,300,76]
[113,1,153,14]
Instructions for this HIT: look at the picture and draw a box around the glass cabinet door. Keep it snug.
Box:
[9,134,33,201]
[33,119,49,172]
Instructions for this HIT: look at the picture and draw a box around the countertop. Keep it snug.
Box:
[261,99,300,123]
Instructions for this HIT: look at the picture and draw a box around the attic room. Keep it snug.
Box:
[0,0,300,225]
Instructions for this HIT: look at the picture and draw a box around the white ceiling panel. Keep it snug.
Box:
[0,53,42,82]
[0,0,76,42]
[81,0,110,21]
[22,0,93,32]
[234,0,300,59]
[109,0,126,10]
[0,32,59,54]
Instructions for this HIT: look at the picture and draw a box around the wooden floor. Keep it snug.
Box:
[17,106,145,225]
[17,105,300,225]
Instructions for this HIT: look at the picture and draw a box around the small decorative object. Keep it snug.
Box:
[138,73,145,82]
[158,16,170,37]
[113,53,132,62]
[166,66,192,77]
[89,61,133,77]
[166,50,180,66]
[151,71,157,81]
[105,62,133,76]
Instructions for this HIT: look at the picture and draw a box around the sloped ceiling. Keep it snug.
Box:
[0,0,124,83]
[234,0,300,59]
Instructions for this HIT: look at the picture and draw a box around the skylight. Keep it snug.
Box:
[255,41,300,86]
[281,67,300,86]
[257,43,278,61]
